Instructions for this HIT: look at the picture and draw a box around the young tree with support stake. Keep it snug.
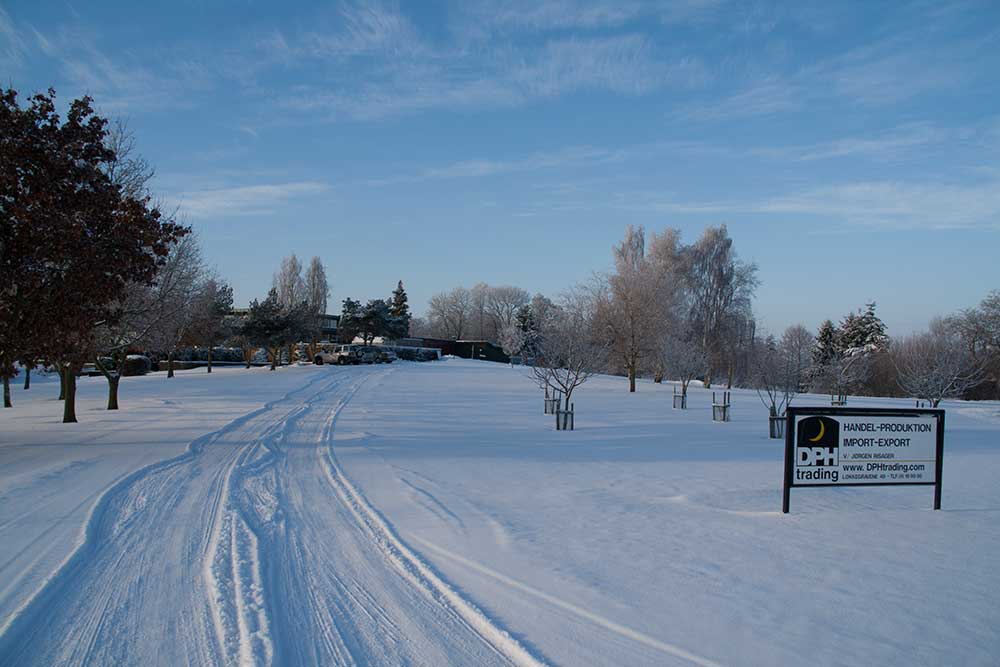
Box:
[531,291,606,411]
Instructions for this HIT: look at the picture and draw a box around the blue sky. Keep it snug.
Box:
[3,0,999,336]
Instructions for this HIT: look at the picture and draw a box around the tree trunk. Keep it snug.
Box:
[62,366,77,423]
[653,370,663,384]
[932,398,941,408]
[107,374,120,410]
[94,356,120,411]
[287,344,294,366]
[727,363,734,389]
[23,367,30,390]
[167,351,175,378]
[207,346,213,374]
[628,363,636,393]
[3,374,10,408]
[270,348,277,371]
[59,369,66,400]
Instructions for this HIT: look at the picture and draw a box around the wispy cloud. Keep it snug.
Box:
[615,177,1000,230]
[752,123,956,162]
[0,7,26,70]
[168,181,331,217]
[363,145,627,186]
[756,179,1000,229]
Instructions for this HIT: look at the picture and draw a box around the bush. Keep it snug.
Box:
[123,355,152,376]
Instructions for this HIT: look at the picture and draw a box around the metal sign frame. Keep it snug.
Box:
[782,406,945,513]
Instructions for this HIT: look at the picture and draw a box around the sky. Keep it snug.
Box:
[3,0,999,336]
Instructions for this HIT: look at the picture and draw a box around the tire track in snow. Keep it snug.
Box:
[314,373,547,667]
[0,369,345,666]
[409,536,724,667]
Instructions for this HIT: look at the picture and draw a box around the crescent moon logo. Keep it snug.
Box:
[809,419,826,442]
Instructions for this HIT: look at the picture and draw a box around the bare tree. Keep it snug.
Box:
[304,257,329,316]
[486,285,530,337]
[185,278,234,374]
[469,282,491,340]
[895,323,984,407]
[813,350,872,403]
[304,256,329,357]
[427,287,473,339]
[751,326,812,418]
[145,235,205,378]
[273,254,306,309]
[781,324,815,391]
[532,291,606,406]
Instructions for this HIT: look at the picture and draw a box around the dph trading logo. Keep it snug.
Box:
[796,416,840,467]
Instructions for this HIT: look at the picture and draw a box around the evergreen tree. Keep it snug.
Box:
[839,302,888,353]
[240,290,285,370]
[387,281,411,339]
[515,303,539,356]
[339,298,362,343]
[813,319,839,366]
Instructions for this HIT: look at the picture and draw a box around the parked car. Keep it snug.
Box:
[314,345,363,365]
[356,345,379,364]
[375,348,397,364]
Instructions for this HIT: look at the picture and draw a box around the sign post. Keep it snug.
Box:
[782,407,945,513]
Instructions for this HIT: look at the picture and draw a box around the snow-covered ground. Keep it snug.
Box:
[0,358,997,666]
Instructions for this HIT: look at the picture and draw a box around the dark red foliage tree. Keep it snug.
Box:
[0,88,187,421]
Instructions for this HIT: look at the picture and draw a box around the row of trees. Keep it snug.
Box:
[748,296,994,418]
[418,284,538,342]
[0,89,353,421]
[420,224,997,409]
[490,225,757,395]
[339,281,411,345]
[235,254,331,371]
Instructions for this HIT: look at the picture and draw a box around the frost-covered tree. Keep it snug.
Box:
[839,302,889,354]
[594,226,663,392]
[895,322,984,406]
[532,290,607,406]
[950,290,1000,399]
[498,324,527,362]
[752,326,813,418]
[686,225,758,387]
[658,330,705,398]
[782,324,815,392]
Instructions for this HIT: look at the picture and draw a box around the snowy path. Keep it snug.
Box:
[0,366,539,667]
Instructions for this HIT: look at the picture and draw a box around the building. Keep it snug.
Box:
[396,338,509,363]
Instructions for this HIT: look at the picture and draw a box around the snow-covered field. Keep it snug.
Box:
[1,358,998,666]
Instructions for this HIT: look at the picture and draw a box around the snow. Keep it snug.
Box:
[1,359,998,666]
